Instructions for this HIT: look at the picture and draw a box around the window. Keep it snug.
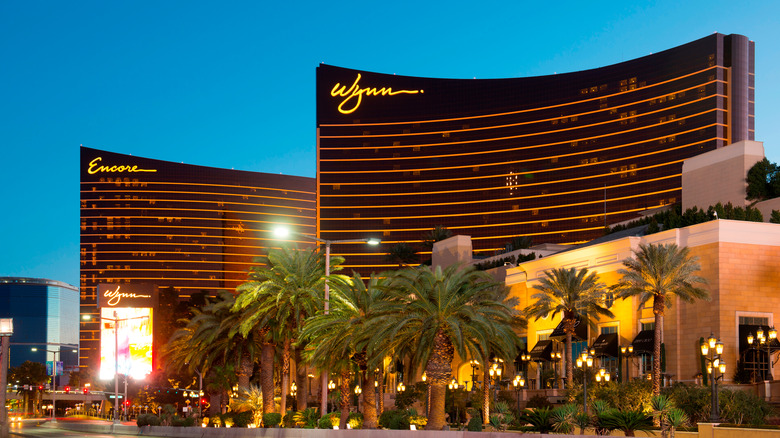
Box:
[604,292,614,308]
[601,325,617,335]
[641,321,655,331]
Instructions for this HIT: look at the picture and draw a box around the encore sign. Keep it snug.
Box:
[331,74,423,114]
[98,284,156,308]
[87,157,157,174]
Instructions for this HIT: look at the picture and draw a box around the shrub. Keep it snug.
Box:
[208,415,222,427]
[379,409,410,430]
[347,411,363,429]
[318,412,339,429]
[597,409,652,437]
[227,410,253,428]
[517,407,555,433]
[526,394,552,409]
[395,381,426,409]
[550,404,578,434]
[467,413,482,431]
[590,379,652,412]
[171,416,195,427]
[136,414,161,427]
[663,383,711,424]
[283,410,296,427]
[262,412,282,427]
[720,388,774,425]
[293,407,320,428]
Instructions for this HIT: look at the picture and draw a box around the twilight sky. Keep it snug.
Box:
[2,0,779,287]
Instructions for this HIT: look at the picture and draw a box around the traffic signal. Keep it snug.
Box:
[38,385,43,391]
[83,387,89,394]
[125,400,131,406]
[65,386,70,393]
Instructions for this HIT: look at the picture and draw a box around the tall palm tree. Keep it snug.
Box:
[420,225,452,252]
[233,246,340,414]
[370,264,521,430]
[613,243,709,395]
[299,272,388,429]
[524,267,614,387]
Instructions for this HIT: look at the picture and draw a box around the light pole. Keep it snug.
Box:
[512,374,525,415]
[619,344,634,383]
[701,333,725,422]
[489,358,503,402]
[594,367,611,384]
[30,346,76,423]
[82,312,148,424]
[1,319,13,438]
[274,226,380,415]
[469,360,480,392]
[576,350,594,414]
[746,327,779,381]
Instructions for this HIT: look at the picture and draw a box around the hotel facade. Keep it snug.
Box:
[317,33,754,276]
[79,147,316,371]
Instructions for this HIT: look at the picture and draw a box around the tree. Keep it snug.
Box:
[9,361,48,415]
[746,158,779,201]
[385,242,418,267]
[524,267,614,388]
[300,272,388,429]
[421,225,453,252]
[234,246,339,414]
[614,243,709,395]
[371,264,521,430]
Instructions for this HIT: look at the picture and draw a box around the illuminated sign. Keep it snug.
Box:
[98,284,155,308]
[99,307,153,380]
[87,157,157,174]
[331,74,423,114]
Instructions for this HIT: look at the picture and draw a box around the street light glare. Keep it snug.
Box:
[273,227,290,238]
[367,238,381,245]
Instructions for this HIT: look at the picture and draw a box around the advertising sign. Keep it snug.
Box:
[99,306,154,380]
[98,284,157,309]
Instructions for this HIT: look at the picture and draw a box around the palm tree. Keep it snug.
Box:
[385,242,418,267]
[420,225,452,252]
[299,272,388,429]
[614,243,709,395]
[524,267,614,387]
[371,264,521,430]
[233,246,339,414]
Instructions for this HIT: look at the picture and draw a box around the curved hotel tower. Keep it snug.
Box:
[317,33,754,275]
[79,147,315,370]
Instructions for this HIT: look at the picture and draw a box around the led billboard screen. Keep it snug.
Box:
[99,306,153,380]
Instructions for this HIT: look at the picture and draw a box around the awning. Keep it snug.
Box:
[529,340,553,361]
[631,330,655,354]
[591,333,619,358]
[550,316,587,341]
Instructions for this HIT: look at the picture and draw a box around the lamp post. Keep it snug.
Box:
[489,359,503,402]
[550,348,562,388]
[701,333,725,422]
[594,368,611,384]
[1,318,13,438]
[746,327,779,381]
[576,350,594,414]
[619,344,634,383]
[274,226,380,414]
[512,374,525,415]
[469,360,480,392]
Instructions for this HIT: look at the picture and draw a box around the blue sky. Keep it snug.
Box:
[2,1,779,287]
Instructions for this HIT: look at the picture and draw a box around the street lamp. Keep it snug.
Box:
[469,360,480,392]
[576,350,594,414]
[396,382,406,393]
[512,374,525,414]
[274,226,380,414]
[30,346,77,423]
[489,359,503,402]
[701,334,725,422]
[595,368,611,384]
[746,327,779,381]
[619,344,634,383]
[550,348,563,388]
[82,312,148,424]
[1,318,13,438]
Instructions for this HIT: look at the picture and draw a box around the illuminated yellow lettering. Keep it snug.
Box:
[103,285,152,306]
[330,74,422,114]
[88,157,157,174]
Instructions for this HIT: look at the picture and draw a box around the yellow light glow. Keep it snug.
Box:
[331,74,422,114]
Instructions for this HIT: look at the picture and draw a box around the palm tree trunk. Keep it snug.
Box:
[566,330,574,388]
[427,383,446,430]
[361,369,378,428]
[377,366,384,415]
[339,370,350,430]
[482,367,490,425]
[280,338,290,415]
[653,295,664,396]
[261,341,275,414]
[294,348,307,411]
[238,354,253,389]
